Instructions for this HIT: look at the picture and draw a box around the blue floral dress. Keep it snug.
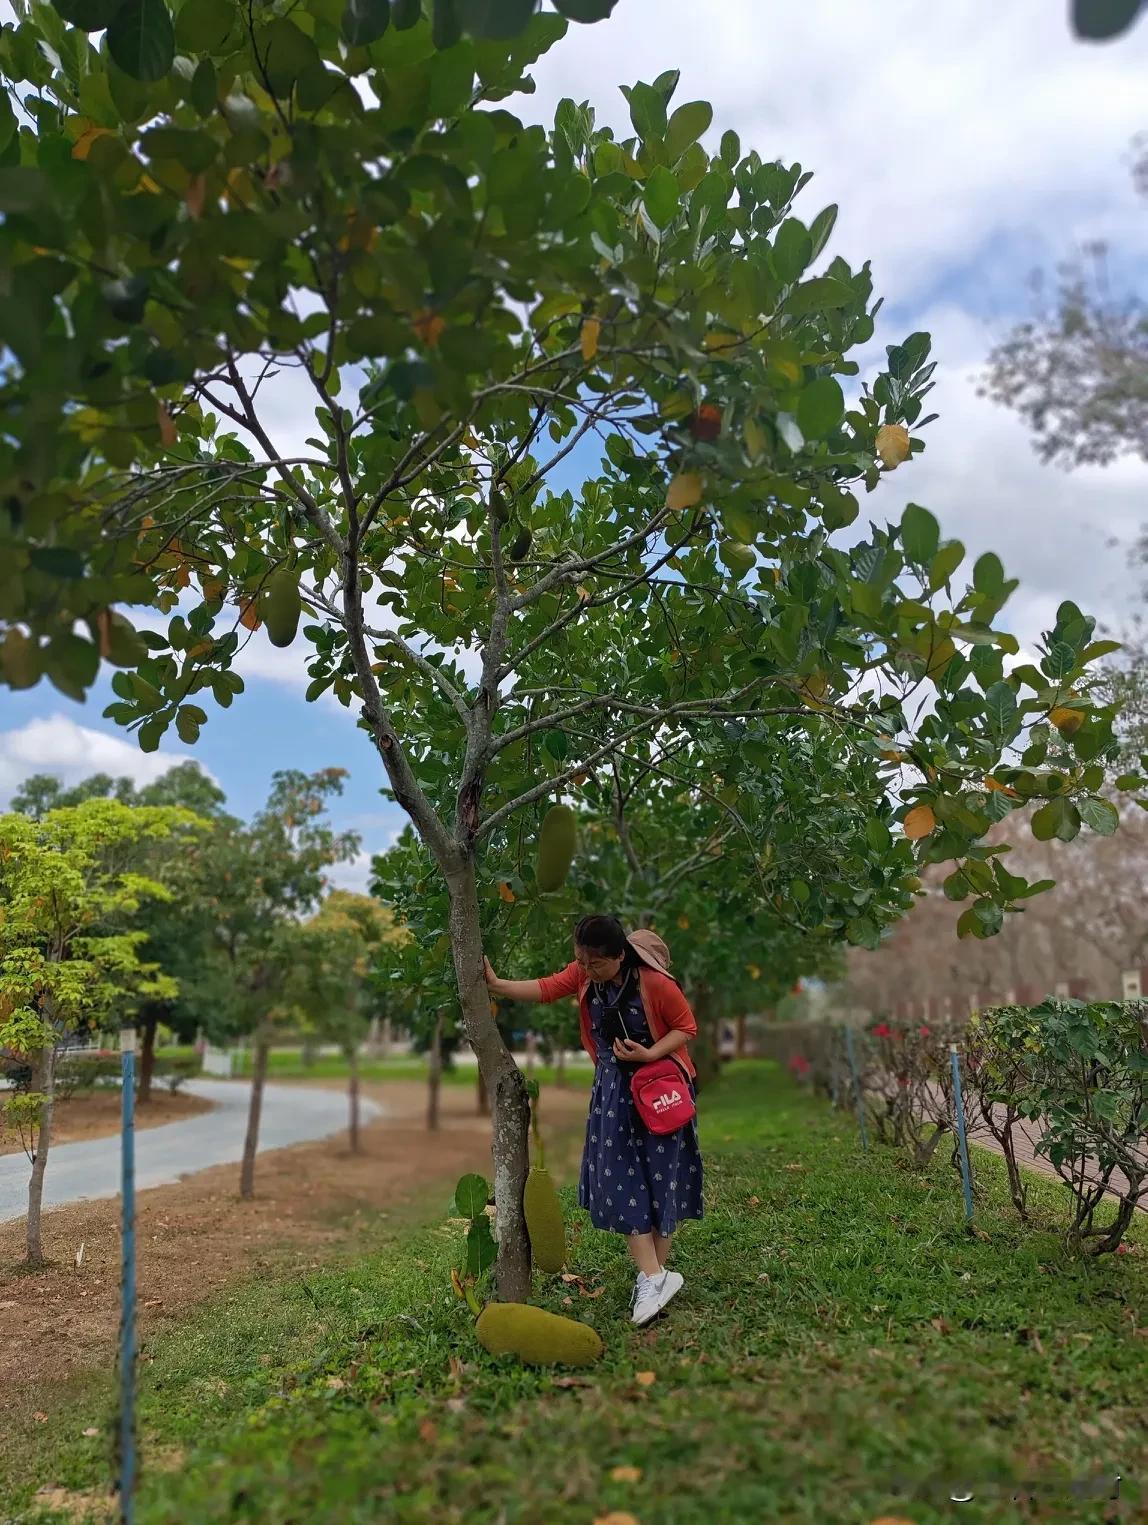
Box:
[578,975,704,1237]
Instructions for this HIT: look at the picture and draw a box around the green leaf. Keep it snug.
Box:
[983,681,1018,741]
[973,551,1005,597]
[796,376,844,440]
[543,730,569,761]
[0,169,51,214]
[807,203,838,261]
[342,0,391,46]
[108,0,175,81]
[719,128,739,166]
[257,17,321,96]
[1072,0,1142,40]
[175,0,234,50]
[1078,795,1119,835]
[928,541,965,591]
[432,0,461,48]
[555,0,617,19]
[626,81,667,143]
[140,127,219,173]
[29,547,85,578]
[52,0,125,27]
[846,916,879,950]
[772,218,812,284]
[865,817,891,851]
[664,99,712,161]
[900,503,939,563]
[465,1214,497,1277]
[786,276,855,316]
[1031,796,1081,843]
[455,1172,489,1219]
[643,165,679,229]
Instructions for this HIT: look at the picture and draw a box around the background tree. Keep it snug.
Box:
[0,7,1123,1298]
[0,797,198,1265]
[285,888,403,1151]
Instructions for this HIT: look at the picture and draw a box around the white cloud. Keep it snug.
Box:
[0,714,212,808]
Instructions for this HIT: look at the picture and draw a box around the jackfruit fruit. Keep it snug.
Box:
[393,0,420,26]
[524,1167,565,1273]
[490,488,511,524]
[509,524,532,562]
[260,566,301,648]
[535,804,576,893]
[475,1303,603,1367]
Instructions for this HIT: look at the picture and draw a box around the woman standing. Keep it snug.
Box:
[484,914,703,1326]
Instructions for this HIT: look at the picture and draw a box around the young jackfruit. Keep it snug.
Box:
[535,804,576,893]
[259,566,301,648]
[524,1167,565,1273]
[475,1303,603,1367]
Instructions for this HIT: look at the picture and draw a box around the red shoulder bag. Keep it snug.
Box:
[630,1055,696,1135]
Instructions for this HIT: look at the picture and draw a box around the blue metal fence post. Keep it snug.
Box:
[119,1026,137,1524]
[949,1043,975,1226]
[843,1025,868,1153]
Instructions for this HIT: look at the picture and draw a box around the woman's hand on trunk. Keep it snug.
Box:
[483,957,501,993]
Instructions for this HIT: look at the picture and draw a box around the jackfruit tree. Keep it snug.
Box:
[0,4,1125,1296]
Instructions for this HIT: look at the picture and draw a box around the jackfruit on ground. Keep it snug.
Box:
[475,1302,603,1367]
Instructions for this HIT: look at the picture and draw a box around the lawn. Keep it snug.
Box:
[6,1061,1144,1524]
[159,1046,594,1091]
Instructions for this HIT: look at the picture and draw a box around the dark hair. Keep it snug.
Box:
[573,915,637,969]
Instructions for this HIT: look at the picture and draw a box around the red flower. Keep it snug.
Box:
[918,1025,931,1037]
[872,1022,892,1038]
[897,1074,909,1087]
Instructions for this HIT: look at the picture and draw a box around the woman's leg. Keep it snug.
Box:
[625,1231,662,1277]
[653,1231,673,1269]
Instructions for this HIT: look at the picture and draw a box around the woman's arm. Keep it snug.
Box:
[484,958,543,1003]
[613,1029,689,1064]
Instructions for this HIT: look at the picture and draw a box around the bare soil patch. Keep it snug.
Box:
[0,1079,588,1423]
[0,1088,213,1157]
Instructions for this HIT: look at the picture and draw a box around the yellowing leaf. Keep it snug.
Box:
[634,1370,656,1387]
[702,328,739,353]
[413,309,445,347]
[903,804,936,840]
[238,597,262,632]
[875,423,911,469]
[498,882,515,904]
[665,472,703,512]
[744,416,767,461]
[72,124,112,160]
[185,173,207,220]
[746,963,761,979]
[1050,705,1084,735]
[581,315,600,362]
[610,1466,643,1483]
[676,915,690,930]
[984,776,1019,798]
[879,749,906,763]
[157,403,178,448]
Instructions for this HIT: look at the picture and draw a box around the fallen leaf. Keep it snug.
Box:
[444,1396,466,1413]
[930,1317,951,1335]
[611,1465,643,1483]
[1080,1421,1100,1440]
[594,1515,640,1525]
[875,423,911,469]
[903,804,936,840]
[869,1517,916,1525]
[748,1196,761,1206]
[325,1376,345,1391]
[634,1371,656,1387]
[561,1296,574,1307]
[82,1427,100,1438]
[580,315,600,362]
[552,1375,593,1388]
[34,1411,48,1423]
[580,1285,606,1299]
[419,1418,438,1444]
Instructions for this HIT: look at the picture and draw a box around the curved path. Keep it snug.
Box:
[0,1079,381,1224]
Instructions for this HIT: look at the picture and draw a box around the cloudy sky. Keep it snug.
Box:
[4,0,1148,887]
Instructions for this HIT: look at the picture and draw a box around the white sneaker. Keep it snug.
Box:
[631,1269,684,1326]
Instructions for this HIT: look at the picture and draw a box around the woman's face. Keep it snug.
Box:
[575,942,624,982]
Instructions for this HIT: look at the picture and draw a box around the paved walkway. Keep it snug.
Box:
[961,1095,1144,1212]
[0,1080,380,1224]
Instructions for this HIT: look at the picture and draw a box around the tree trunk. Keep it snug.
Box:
[301,1035,317,1068]
[239,1028,270,1201]
[25,1044,56,1267]
[736,1014,747,1059]
[525,1031,537,1075]
[138,1010,159,1105]
[555,1045,567,1088]
[476,1066,489,1117]
[427,1014,442,1132]
[347,1044,361,1153]
[366,1015,381,1058]
[447,859,532,1303]
[380,1016,392,1058]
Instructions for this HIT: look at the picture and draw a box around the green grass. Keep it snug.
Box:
[5,1062,1145,1524]
[203,1048,594,1090]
